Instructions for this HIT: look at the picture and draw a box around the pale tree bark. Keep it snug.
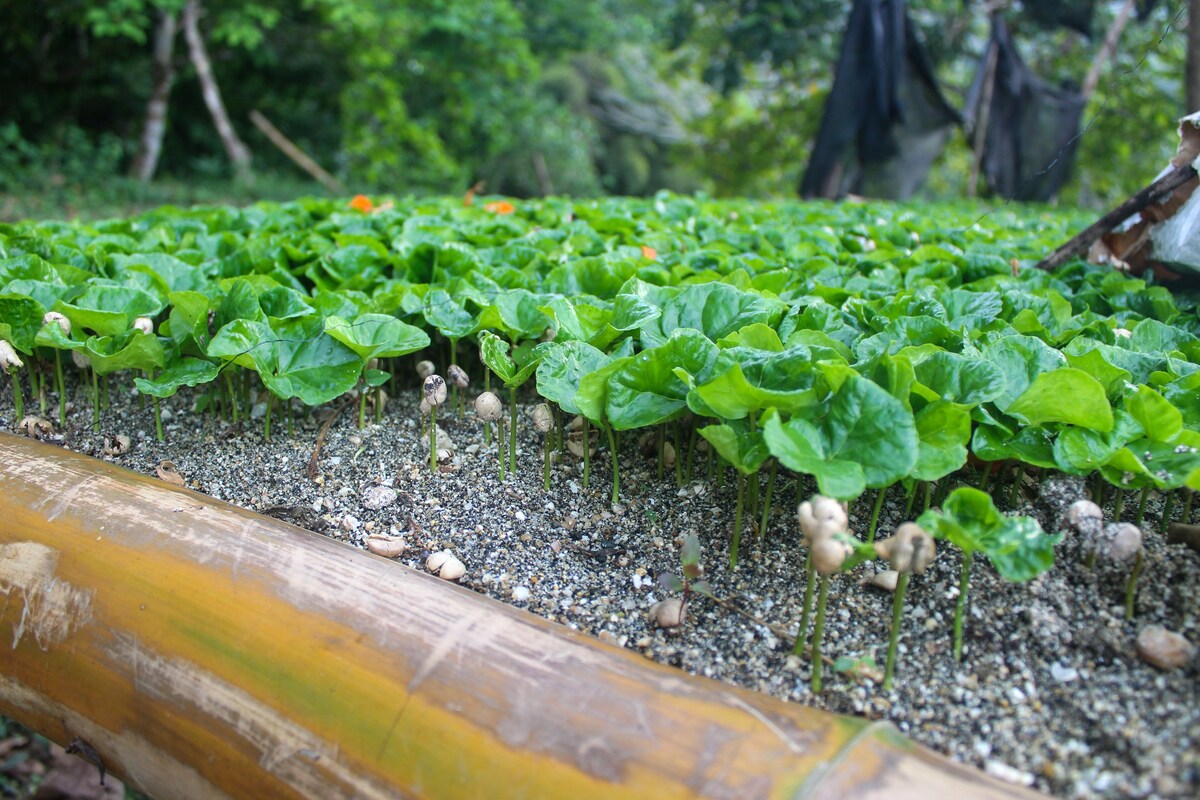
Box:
[1188,0,1200,112]
[1082,0,1136,102]
[182,0,252,179]
[129,10,179,181]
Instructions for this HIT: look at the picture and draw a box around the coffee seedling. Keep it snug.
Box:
[474,391,505,480]
[874,522,937,690]
[794,495,848,657]
[41,312,71,427]
[532,403,554,491]
[423,374,447,473]
[447,363,469,418]
[0,340,25,421]
[653,533,713,629]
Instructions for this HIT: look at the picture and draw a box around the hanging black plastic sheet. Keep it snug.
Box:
[799,0,959,200]
[964,16,1086,202]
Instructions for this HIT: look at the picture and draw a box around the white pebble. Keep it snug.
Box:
[511,586,531,602]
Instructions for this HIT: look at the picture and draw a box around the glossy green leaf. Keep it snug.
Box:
[1008,368,1113,431]
[918,488,1060,582]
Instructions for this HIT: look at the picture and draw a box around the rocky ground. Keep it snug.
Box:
[2,379,1197,799]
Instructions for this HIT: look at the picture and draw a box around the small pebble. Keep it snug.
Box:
[1136,626,1196,671]
[361,485,398,510]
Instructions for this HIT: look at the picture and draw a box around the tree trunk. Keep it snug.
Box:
[1188,0,1200,112]
[128,11,179,181]
[182,0,252,180]
[1081,0,1136,103]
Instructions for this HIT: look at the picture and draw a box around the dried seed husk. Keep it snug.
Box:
[447,363,469,389]
[17,416,53,440]
[132,317,154,334]
[798,495,848,545]
[416,360,435,379]
[649,598,687,628]
[42,311,71,335]
[365,534,406,558]
[532,403,553,434]
[423,374,447,406]
[0,341,24,371]
[474,391,503,422]
[874,522,937,574]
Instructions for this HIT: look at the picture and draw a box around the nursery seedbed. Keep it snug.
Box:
[2,385,1195,800]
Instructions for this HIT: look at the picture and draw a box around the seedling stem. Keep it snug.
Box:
[810,574,831,692]
[883,572,911,691]
[953,550,974,661]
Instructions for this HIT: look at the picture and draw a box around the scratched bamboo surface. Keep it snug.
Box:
[0,433,1044,799]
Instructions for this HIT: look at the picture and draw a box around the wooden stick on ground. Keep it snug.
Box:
[250,110,346,194]
[1034,163,1198,271]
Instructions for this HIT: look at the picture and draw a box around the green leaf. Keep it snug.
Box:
[1125,385,1182,442]
[135,357,221,398]
[918,488,1060,582]
[423,288,478,339]
[910,351,1005,407]
[323,314,430,361]
[762,374,918,498]
[479,331,544,388]
[534,340,612,416]
[689,345,823,420]
[1008,368,1113,431]
[606,329,718,430]
[636,282,782,349]
[981,334,1067,412]
[698,420,769,475]
[82,330,165,375]
[0,294,45,353]
[912,401,971,482]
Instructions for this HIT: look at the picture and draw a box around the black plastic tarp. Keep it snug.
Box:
[965,16,1086,202]
[799,0,960,200]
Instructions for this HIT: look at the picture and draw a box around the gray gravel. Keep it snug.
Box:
[3,380,1198,799]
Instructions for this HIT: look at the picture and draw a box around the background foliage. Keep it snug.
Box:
[0,0,1192,218]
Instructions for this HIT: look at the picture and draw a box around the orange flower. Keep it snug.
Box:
[640,245,658,261]
[484,200,515,215]
[348,194,374,212]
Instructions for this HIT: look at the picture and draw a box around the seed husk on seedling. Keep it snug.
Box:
[447,363,469,418]
[533,403,554,491]
[794,496,849,654]
[41,312,71,427]
[475,391,505,480]
[0,340,25,422]
[423,374,447,473]
[874,522,937,690]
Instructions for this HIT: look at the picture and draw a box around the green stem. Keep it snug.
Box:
[509,386,518,474]
[557,408,566,456]
[1134,486,1150,526]
[9,369,23,422]
[1008,466,1022,507]
[54,350,65,428]
[606,425,619,506]
[953,550,974,662]
[430,405,438,473]
[91,366,99,433]
[1183,489,1194,525]
[811,574,831,693]
[922,480,932,512]
[358,386,367,429]
[759,461,777,539]
[1160,490,1176,534]
[543,435,551,492]
[730,470,745,570]
[496,421,507,481]
[263,393,273,442]
[656,424,664,481]
[883,572,911,692]
[1125,550,1144,620]
[684,420,697,483]
[1094,475,1106,508]
[29,359,43,415]
[225,371,239,424]
[903,482,917,517]
[1084,549,1096,570]
[674,419,684,486]
[866,486,886,545]
[978,461,993,492]
[582,417,591,489]
[1113,489,1125,521]
[154,396,163,442]
[794,551,815,655]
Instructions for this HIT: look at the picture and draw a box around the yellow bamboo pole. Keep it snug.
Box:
[0,433,1042,799]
